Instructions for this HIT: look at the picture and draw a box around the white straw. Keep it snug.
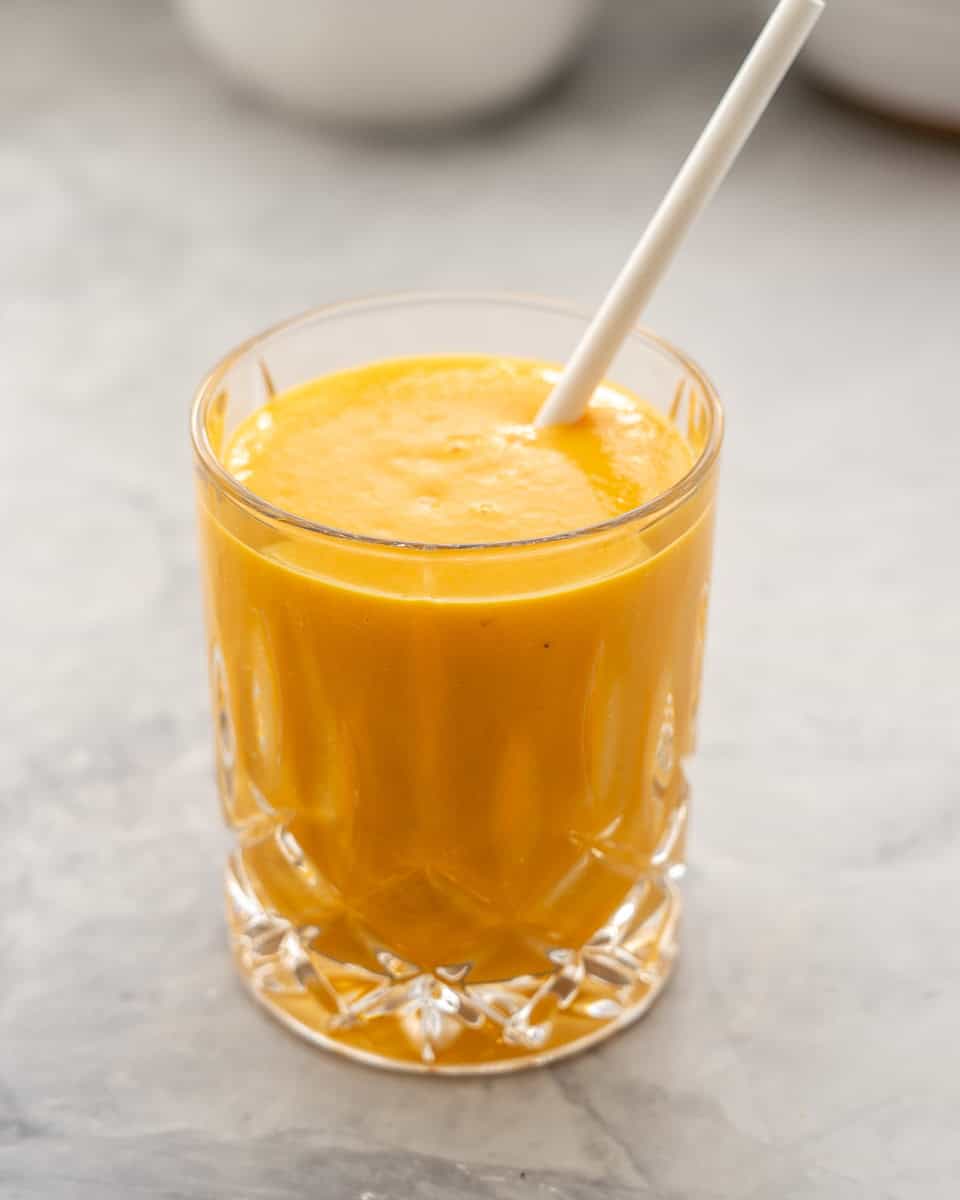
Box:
[535,0,824,428]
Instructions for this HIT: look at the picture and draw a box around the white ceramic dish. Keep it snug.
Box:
[177,0,604,128]
[797,0,960,130]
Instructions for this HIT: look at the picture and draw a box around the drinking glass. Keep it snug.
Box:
[191,293,722,1073]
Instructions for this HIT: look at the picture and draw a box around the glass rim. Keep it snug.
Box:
[190,290,724,553]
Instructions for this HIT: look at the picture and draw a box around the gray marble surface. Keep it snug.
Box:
[3,1,959,1196]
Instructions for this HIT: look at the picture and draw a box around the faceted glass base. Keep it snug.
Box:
[226,855,681,1074]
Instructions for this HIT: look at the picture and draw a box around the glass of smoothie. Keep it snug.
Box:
[191,293,722,1073]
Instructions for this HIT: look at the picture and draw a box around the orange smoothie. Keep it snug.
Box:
[196,353,718,1070]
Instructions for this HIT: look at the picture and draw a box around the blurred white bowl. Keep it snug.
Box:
[177,0,604,128]
[800,0,960,129]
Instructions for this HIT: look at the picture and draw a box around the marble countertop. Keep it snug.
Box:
[3,2,959,1196]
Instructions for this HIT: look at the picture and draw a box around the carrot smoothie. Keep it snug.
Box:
[194,311,720,1073]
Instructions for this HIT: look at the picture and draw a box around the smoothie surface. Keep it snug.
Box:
[225,355,694,543]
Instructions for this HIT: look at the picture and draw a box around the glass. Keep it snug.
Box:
[191,293,722,1073]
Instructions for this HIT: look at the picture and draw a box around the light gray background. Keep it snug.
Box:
[3,1,959,1197]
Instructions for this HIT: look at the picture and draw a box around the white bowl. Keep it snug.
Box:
[177,0,604,128]
[799,0,960,129]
